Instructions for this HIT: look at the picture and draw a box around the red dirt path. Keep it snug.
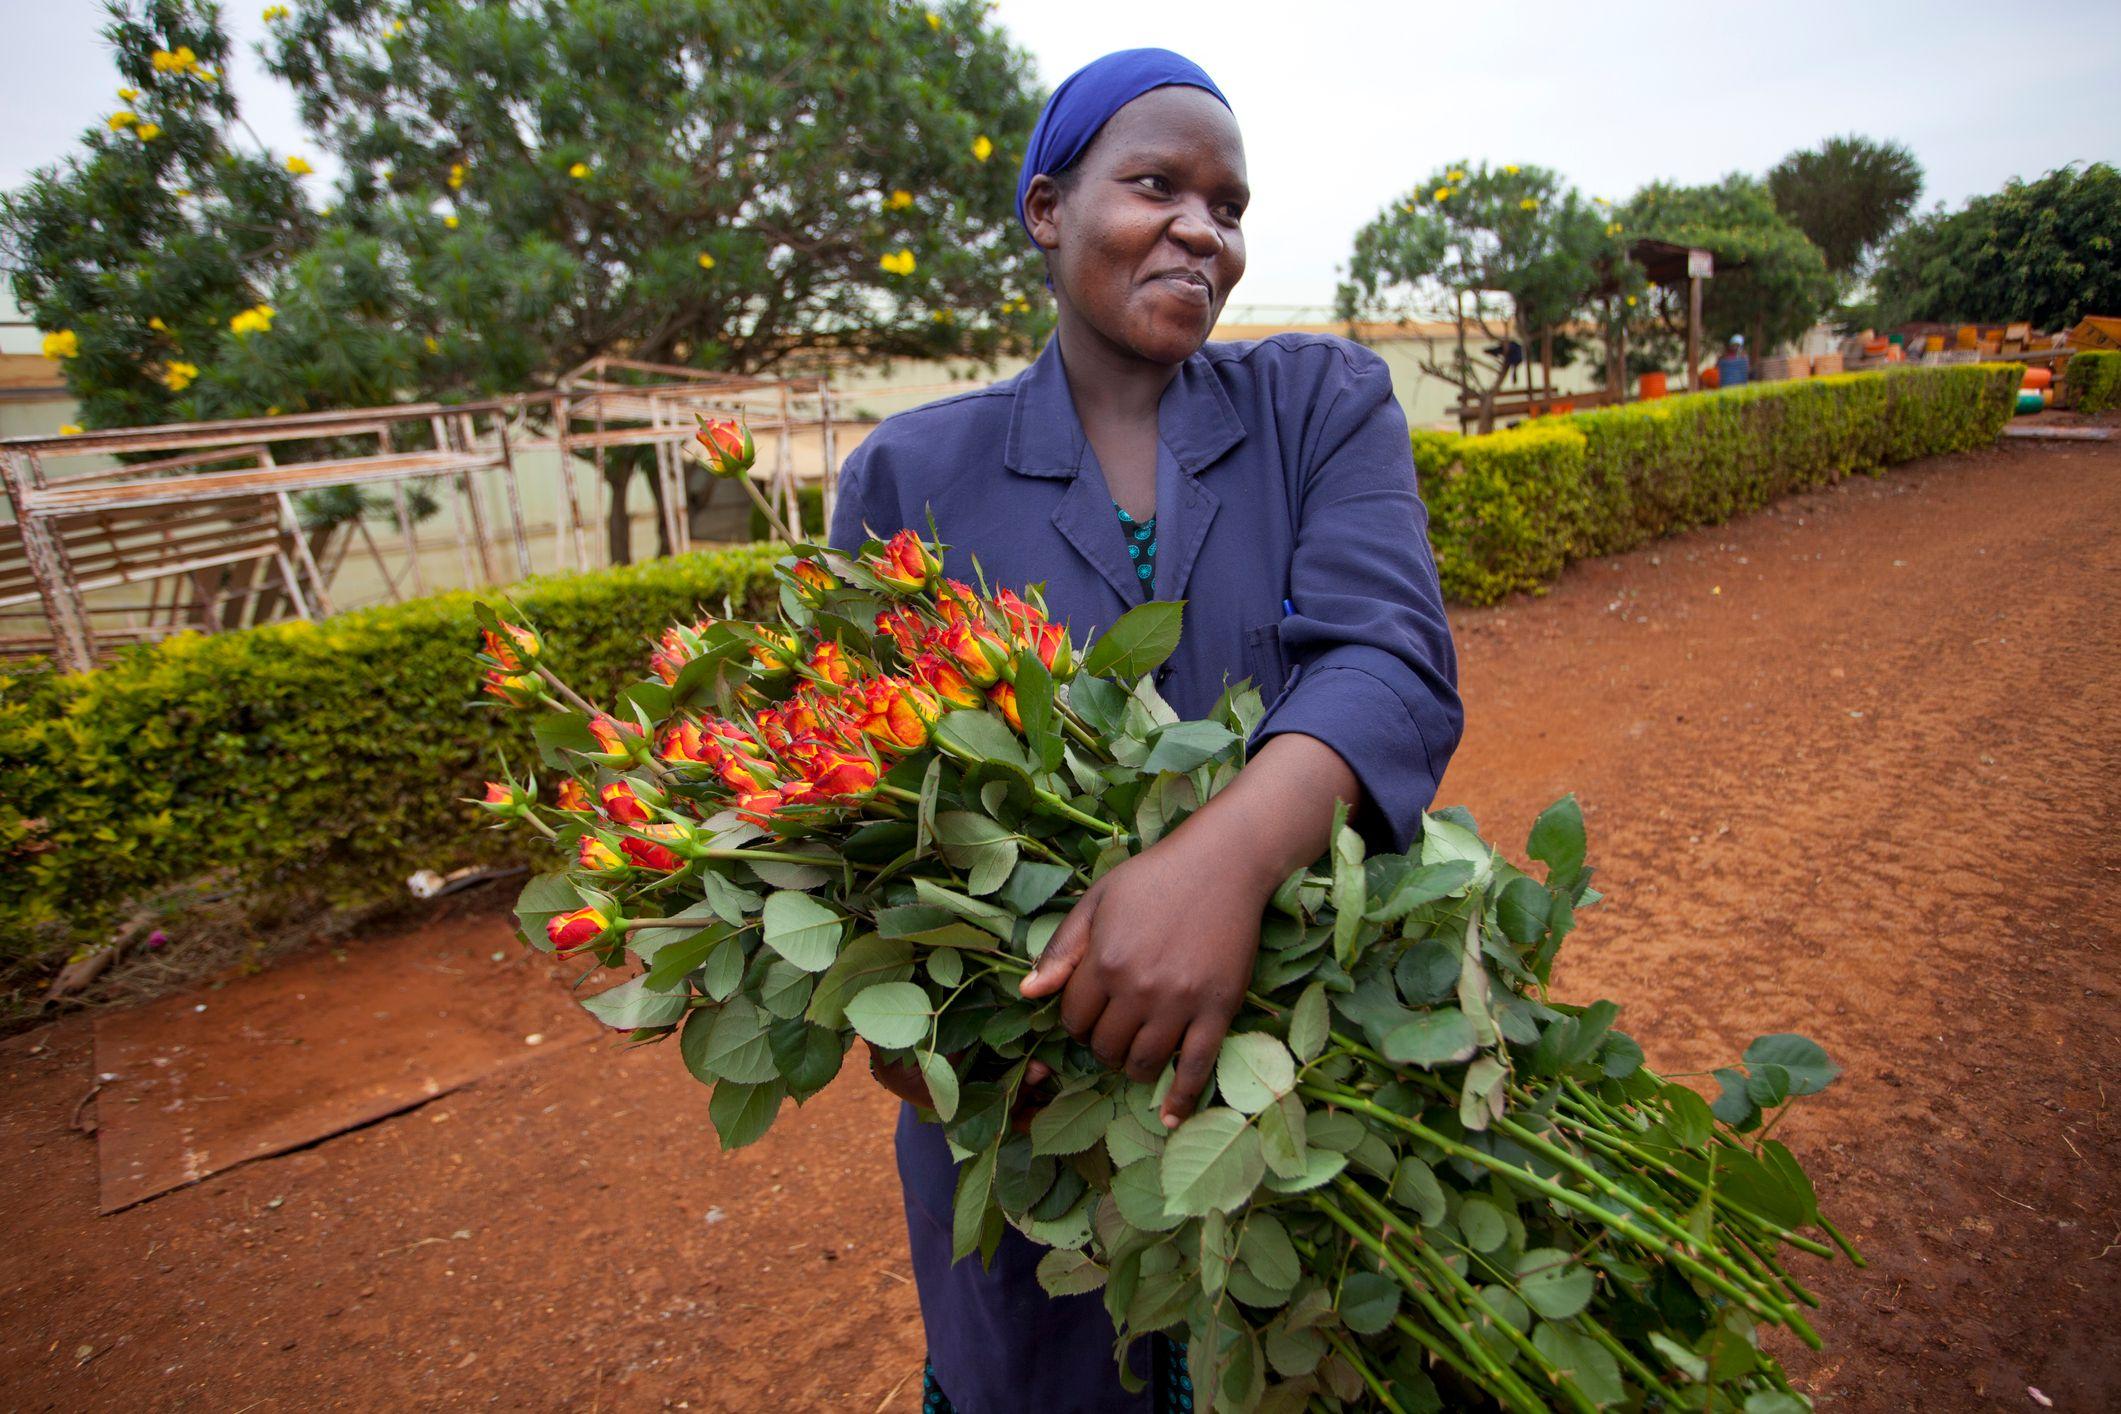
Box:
[4,435,2118,1411]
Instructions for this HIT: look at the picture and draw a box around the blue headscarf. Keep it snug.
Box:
[1015,48,1232,245]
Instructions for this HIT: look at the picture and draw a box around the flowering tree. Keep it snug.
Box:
[1623,176,1833,359]
[1337,163,1605,433]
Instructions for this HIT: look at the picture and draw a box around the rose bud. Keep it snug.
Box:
[789,557,840,607]
[547,906,610,954]
[911,651,984,710]
[481,668,541,707]
[802,746,881,801]
[481,622,541,672]
[805,639,854,687]
[988,681,1023,732]
[874,606,926,659]
[578,836,625,871]
[685,416,757,478]
[866,529,942,595]
[585,713,645,765]
[733,787,785,828]
[657,717,712,767]
[553,779,595,813]
[854,677,937,753]
[475,780,528,819]
[619,826,684,873]
[597,780,650,825]
[748,629,802,677]
[938,616,1009,687]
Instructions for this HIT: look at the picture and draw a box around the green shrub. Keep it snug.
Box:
[1418,363,2020,601]
[749,485,827,541]
[0,545,784,964]
[2071,350,2121,414]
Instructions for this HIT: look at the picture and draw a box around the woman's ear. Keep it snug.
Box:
[1022,172,1062,254]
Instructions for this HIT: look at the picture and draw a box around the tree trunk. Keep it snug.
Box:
[604,464,633,566]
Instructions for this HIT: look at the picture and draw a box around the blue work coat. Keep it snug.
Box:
[829,331,1463,1414]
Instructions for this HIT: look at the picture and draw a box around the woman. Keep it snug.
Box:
[828,48,1462,1414]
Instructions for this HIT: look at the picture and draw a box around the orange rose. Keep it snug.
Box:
[586,713,644,763]
[789,557,840,606]
[911,651,983,710]
[996,589,1072,677]
[687,417,756,478]
[874,605,927,660]
[853,676,938,752]
[554,779,595,813]
[481,668,540,707]
[598,780,650,825]
[748,629,802,677]
[547,906,609,954]
[937,615,1010,687]
[482,622,540,671]
[649,618,714,685]
[620,825,684,872]
[866,528,942,594]
[802,746,881,800]
[657,717,713,767]
[806,639,854,687]
[988,682,1022,732]
[578,836,624,871]
[733,787,785,827]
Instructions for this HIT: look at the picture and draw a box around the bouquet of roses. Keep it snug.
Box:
[467,418,1856,1413]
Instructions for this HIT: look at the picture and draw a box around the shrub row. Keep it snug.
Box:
[1,547,783,963]
[1415,363,2022,604]
[2071,350,2121,414]
[0,365,2020,963]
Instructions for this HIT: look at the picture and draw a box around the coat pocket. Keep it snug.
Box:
[1240,621,1290,707]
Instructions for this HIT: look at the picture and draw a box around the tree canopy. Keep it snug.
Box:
[1623,175,1834,354]
[1767,135,1923,276]
[1870,163,2120,330]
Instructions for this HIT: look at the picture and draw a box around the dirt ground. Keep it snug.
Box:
[3,434,2117,1411]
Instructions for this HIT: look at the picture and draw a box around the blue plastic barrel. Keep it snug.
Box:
[1716,353,1751,388]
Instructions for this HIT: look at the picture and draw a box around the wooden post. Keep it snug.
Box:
[2,448,95,672]
[1687,274,1703,393]
[818,379,840,536]
[1540,327,1553,405]
[554,394,588,572]
[276,490,336,617]
[494,414,532,580]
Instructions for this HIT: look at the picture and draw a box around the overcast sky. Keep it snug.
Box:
[5,0,2115,309]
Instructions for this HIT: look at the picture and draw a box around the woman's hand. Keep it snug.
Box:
[1017,732,1361,1130]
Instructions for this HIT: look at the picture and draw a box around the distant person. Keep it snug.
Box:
[1717,334,1751,388]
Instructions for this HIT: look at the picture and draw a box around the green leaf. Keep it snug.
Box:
[684,995,778,1084]
[915,754,943,858]
[1382,1008,1479,1067]
[1531,1321,1623,1405]
[1111,1157,1183,1232]
[949,1141,999,1263]
[1394,938,1461,1005]
[1419,813,1495,889]
[910,877,1017,941]
[918,1049,961,1121]
[513,870,584,950]
[1330,809,1366,967]
[1140,720,1235,775]
[1081,600,1185,679]
[1286,982,1329,1063]
[699,933,746,1001]
[699,869,763,927]
[1365,859,1476,921]
[934,708,1029,772]
[1160,1108,1265,1216]
[1066,673,1127,737]
[843,981,932,1049]
[767,1021,844,1100]
[580,976,688,1030]
[1742,1033,1839,1095]
[1458,1056,1508,1131]
[1743,1393,1812,1414]
[934,811,1019,897]
[642,922,727,991]
[1238,1214,1301,1295]
[1013,651,1059,770]
[1030,1087,1116,1157]
[1216,1031,1296,1114]
[806,933,913,1028]
[707,1078,787,1151]
[1338,1271,1400,1335]
[1458,1197,1507,1252]
[1516,1248,1595,1319]
[1257,1092,1308,1179]
[1496,875,1551,946]
[1036,1248,1107,1297]
[1390,1157,1448,1227]
[761,890,844,972]
[1527,795,1587,887]
[1648,1332,1709,1382]
[1259,1145,1346,1195]
[994,859,1072,916]
[758,958,815,1019]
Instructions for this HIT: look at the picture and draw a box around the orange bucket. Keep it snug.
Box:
[2022,366,2052,390]
[1639,371,1668,399]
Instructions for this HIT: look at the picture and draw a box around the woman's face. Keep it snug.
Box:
[1025,86,1249,366]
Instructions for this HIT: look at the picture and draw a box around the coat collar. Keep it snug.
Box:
[1002,335,1247,480]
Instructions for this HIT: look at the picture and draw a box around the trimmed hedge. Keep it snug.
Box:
[0,364,2021,963]
[2071,350,2121,414]
[1418,364,2021,603]
[1,546,783,962]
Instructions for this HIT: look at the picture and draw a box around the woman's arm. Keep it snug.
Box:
[1017,730,1357,1128]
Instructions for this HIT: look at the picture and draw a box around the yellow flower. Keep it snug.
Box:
[196,65,219,81]
[925,9,941,28]
[388,19,406,37]
[448,162,466,190]
[161,360,200,392]
[263,4,289,20]
[886,188,914,210]
[971,134,993,163]
[148,316,169,333]
[696,252,716,269]
[1400,201,1415,214]
[229,304,276,337]
[1503,164,1521,175]
[930,309,951,323]
[1605,221,1624,236]
[59,424,83,436]
[136,122,163,141]
[266,405,282,416]
[172,187,192,198]
[1593,196,1610,206]
[118,86,140,101]
[149,48,185,73]
[43,330,79,360]
[1519,197,1539,211]
[423,335,440,354]
[1447,169,1465,182]
[1625,295,1638,307]
[1433,186,1453,201]
[285,155,313,176]
[444,214,459,229]
[109,111,138,131]
[879,248,917,276]
[568,161,590,179]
